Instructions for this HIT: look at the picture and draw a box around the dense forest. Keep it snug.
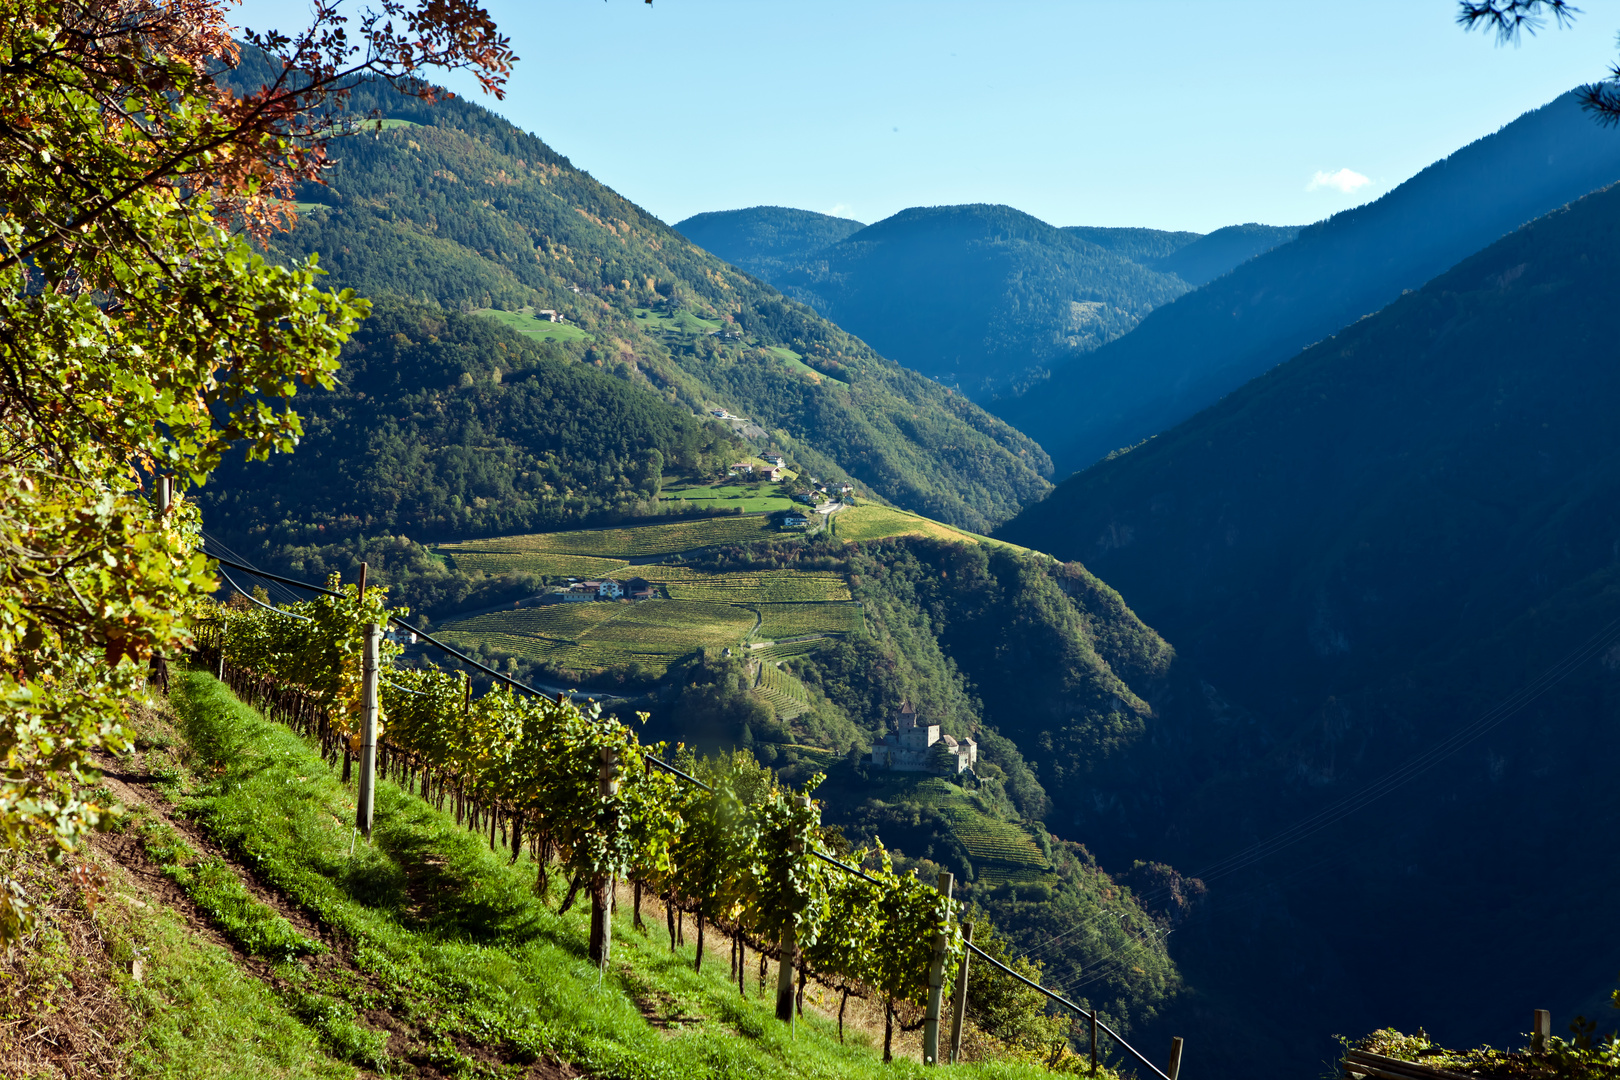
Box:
[233,63,1052,533]
[203,301,748,600]
[998,177,1620,1075]
[995,89,1620,476]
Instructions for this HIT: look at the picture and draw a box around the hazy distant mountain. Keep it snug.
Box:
[673,205,865,281]
[996,89,1620,477]
[999,179,1620,1075]
[681,203,1285,397]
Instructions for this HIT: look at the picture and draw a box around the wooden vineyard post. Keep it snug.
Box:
[776,794,812,1026]
[589,746,619,969]
[1533,1009,1551,1055]
[1090,1008,1098,1074]
[1168,1035,1184,1080]
[923,870,954,1065]
[355,622,381,839]
[948,921,973,1063]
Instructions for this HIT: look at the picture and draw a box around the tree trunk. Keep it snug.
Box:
[694,911,704,973]
[758,949,767,996]
[558,873,586,916]
[797,958,805,1016]
[588,874,612,969]
[738,938,745,997]
[884,995,894,1063]
[633,878,643,930]
[666,888,677,952]
[839,988,849,1043]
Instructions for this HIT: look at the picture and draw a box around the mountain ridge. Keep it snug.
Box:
[994,89,1620,476]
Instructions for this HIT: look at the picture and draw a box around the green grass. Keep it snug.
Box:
[632,306,724,335]
[163,670,1065,1080]
[767,346,845,384]
[441,516,779,561]
[102,872,355,1079]
[138,819,323,962]
[471,306,595,343]
[660,482,794,514]
[441,598,758,676]
[754,602,864,639]
[830,506,1031,554]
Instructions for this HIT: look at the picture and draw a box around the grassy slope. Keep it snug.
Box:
[129,669,1082,1080]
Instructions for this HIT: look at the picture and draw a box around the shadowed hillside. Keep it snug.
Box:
[997,90,1620,476]
[998,180,1620,1075]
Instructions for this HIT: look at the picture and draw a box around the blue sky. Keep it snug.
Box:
[234,0,1620,233]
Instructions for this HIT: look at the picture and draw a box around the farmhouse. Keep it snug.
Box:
[782,514,809,529]
[595,579,623,600]
[867,701,977,775]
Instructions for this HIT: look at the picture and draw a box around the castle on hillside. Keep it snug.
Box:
[868,700,977,775]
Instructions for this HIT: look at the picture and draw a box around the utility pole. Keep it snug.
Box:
[923,870,954,1065]
[355,621,381,839]
[589,746,619,969]
[948,921,973,1063]
[776,795,812,1025]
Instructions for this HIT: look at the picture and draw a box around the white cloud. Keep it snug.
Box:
[828,203,854,218]
[1307,168,1371,194]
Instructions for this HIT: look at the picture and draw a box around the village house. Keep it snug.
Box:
[595,579,623,600]
[867,701,977,775]
[536,309,560,322]
[782,514,809,529]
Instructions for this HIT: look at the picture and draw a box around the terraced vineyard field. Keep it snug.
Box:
[754,602,864,639]
[750,638,833,662]
[440,550,628,579]
[936,806,1049,870]
[439,599,757,676]
[641,567,852,604]
[753,663,813,720]
[909,779,1051,873]
[439,515,779,562]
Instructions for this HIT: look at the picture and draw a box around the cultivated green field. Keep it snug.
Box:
[750,638,834,662]
[754,663,812,720]
[440,599,757,676]
[472,306,595,343]
[441,515,779,562]
[755,602,864,639]
[438,549,628,579]
[649,567,852,604]
[910,779,1051,874]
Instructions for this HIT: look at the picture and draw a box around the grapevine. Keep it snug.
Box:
[203,597,964,1048]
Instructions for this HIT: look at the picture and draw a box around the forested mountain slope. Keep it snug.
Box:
[247,71,1050,533]
[998,180,1620,1074]
[997,89,1620,476]
[674,205,866,280]
[679,205,1291,399]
